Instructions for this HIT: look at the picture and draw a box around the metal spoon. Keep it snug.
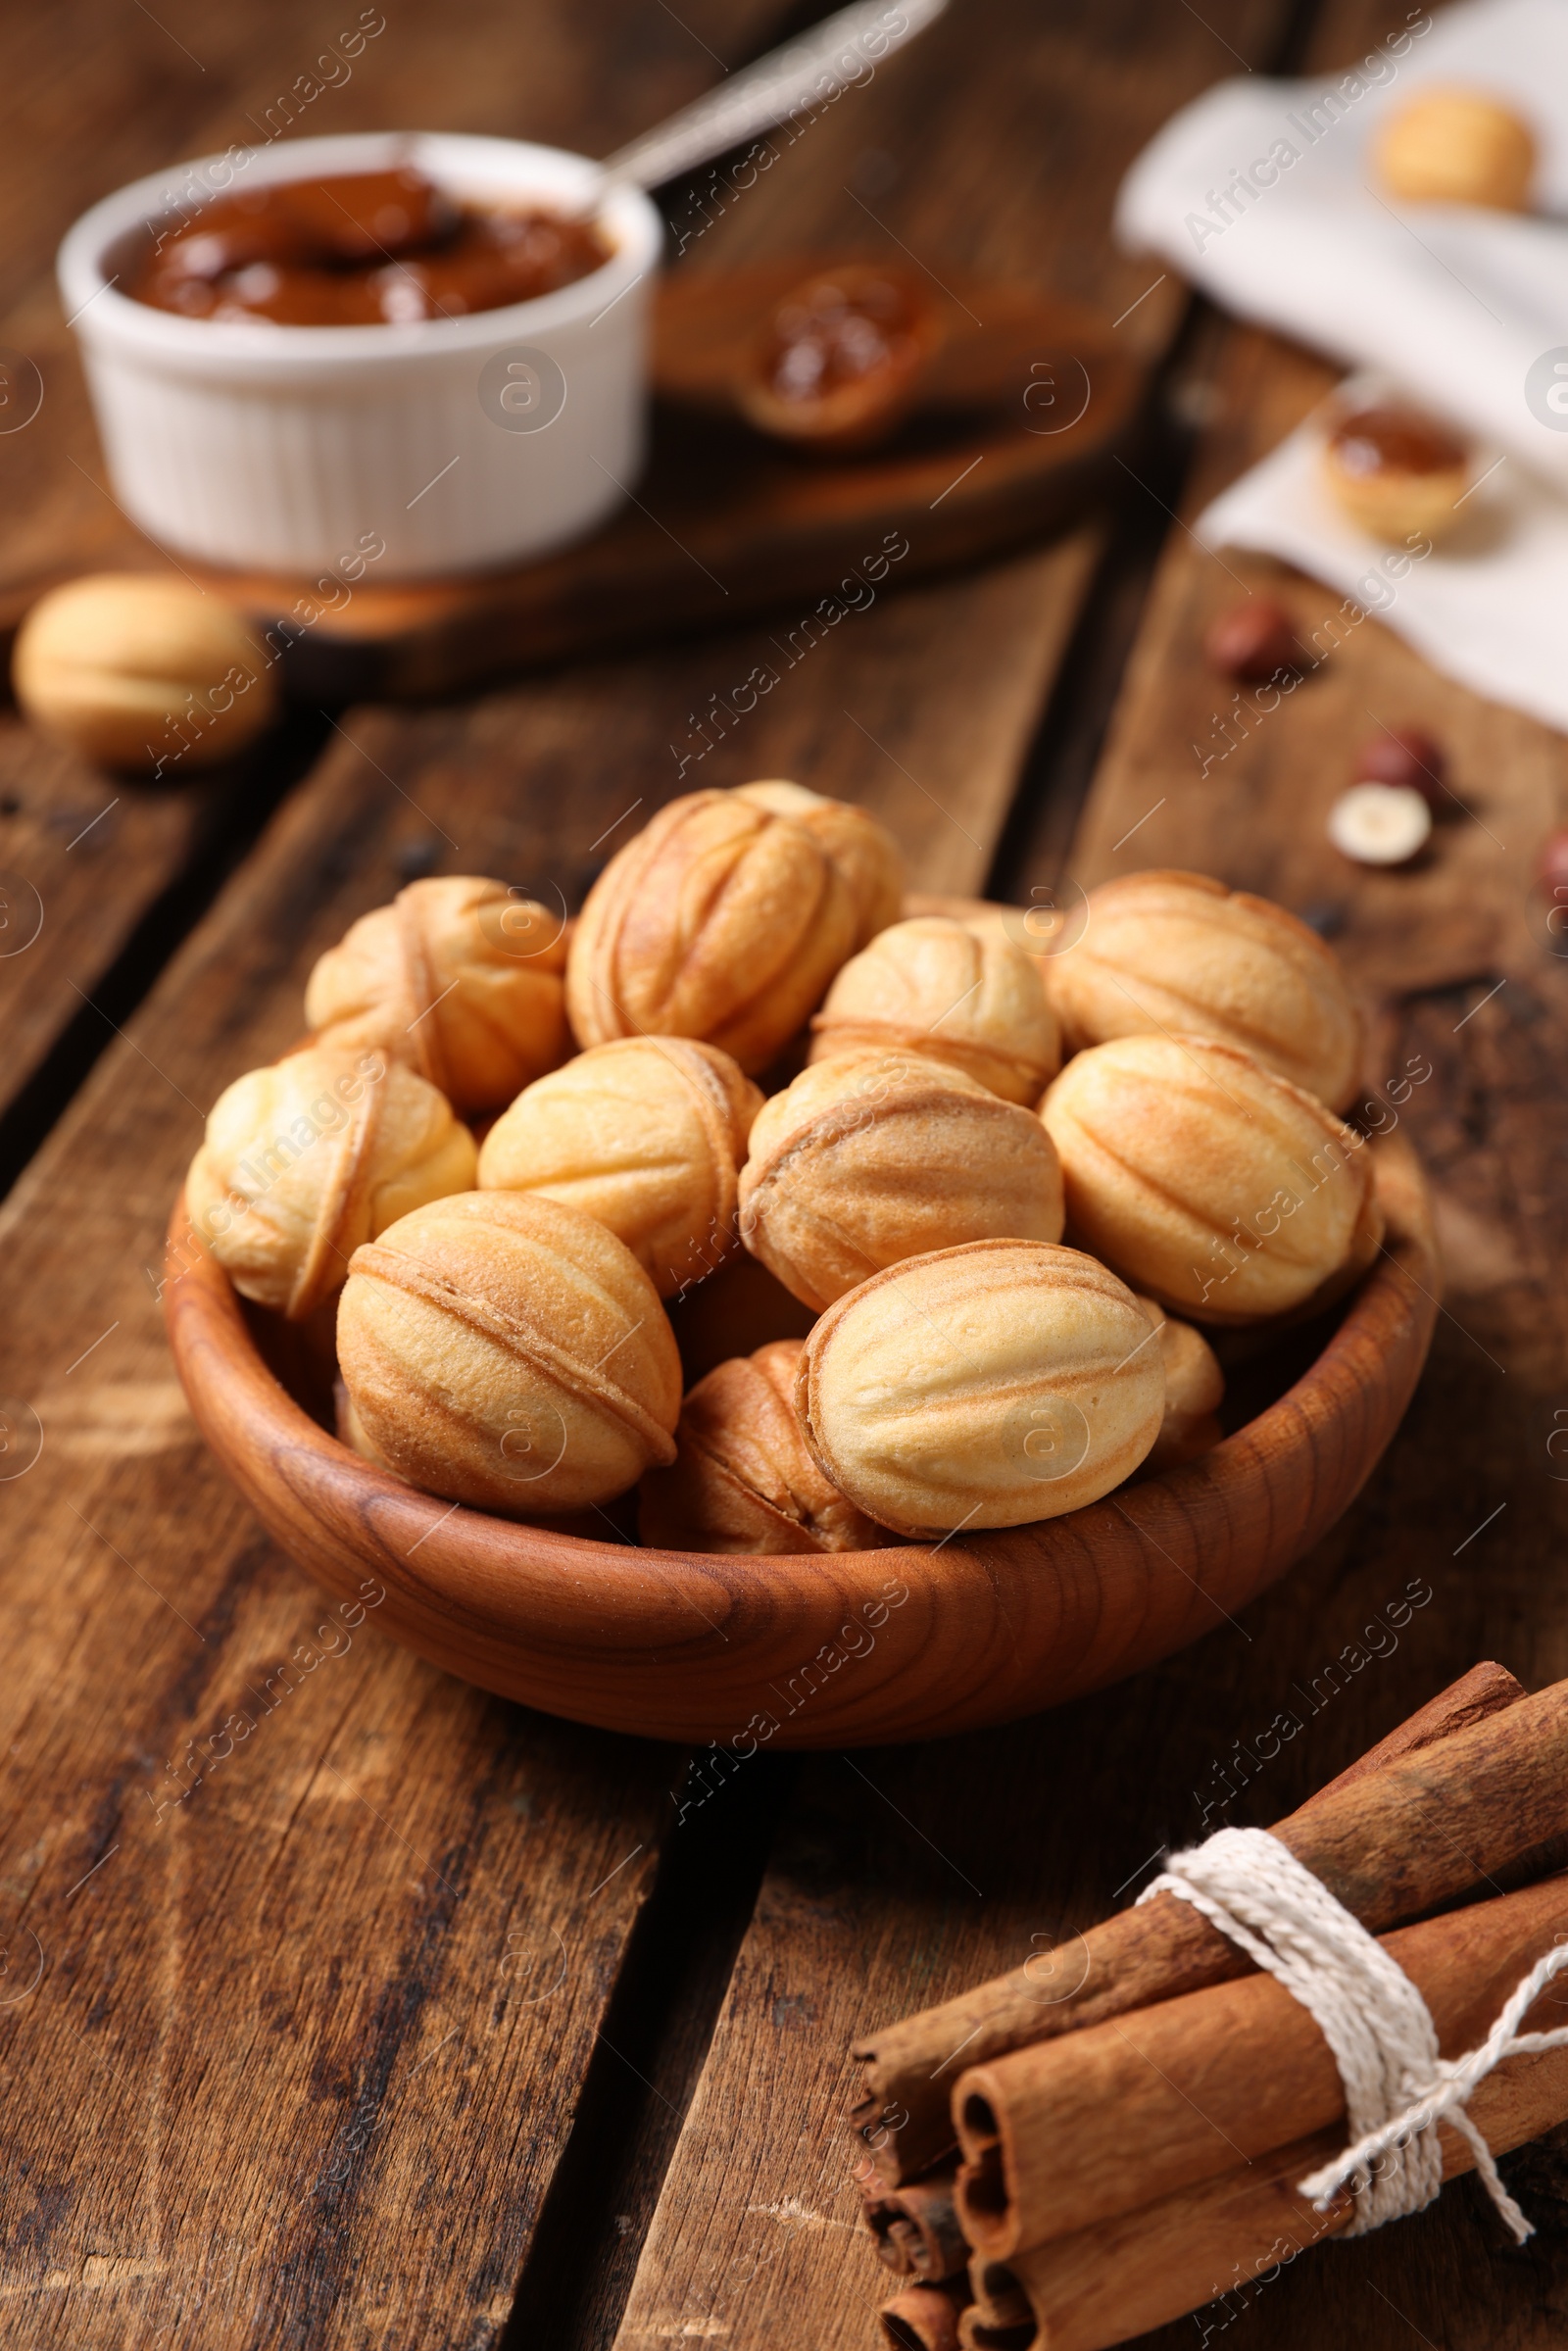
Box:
[570,0,949,216]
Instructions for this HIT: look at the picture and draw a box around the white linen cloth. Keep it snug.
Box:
[1114,0,1568,725]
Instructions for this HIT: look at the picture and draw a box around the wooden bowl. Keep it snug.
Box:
[165,1132,1438,1748]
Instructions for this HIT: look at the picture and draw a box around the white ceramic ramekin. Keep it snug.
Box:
[58,131,662,579]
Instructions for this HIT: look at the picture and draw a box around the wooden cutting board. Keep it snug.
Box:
[18,262,1146,700]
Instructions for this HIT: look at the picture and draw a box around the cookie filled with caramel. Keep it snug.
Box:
[737,263,943,451]
[1322,398,1471,544]
[129,166,610,326]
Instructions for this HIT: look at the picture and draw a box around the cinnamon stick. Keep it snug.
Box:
[864,2166,969,2279]
[852,1662,1526,2180]
[1311,1657,1524,1795]
[963,2029,1568,2351]
[880,2279,971,2350]
[964,2258,1038,2350]
[953,1872,1568,2258]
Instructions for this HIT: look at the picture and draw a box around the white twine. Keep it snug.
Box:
[1139,1825,1568,2242]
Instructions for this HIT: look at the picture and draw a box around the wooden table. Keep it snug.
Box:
[3,3,1566,2346]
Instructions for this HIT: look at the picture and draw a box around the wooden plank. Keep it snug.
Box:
[609,5,1568,2349]
[0,722,195,1124]
[250,296,1123,696]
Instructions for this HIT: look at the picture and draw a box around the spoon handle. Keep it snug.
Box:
[596,0,948,196]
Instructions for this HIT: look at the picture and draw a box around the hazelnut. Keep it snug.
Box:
[638,1337,889,1553]
[1327,782,1432,866]
[1040,1033,1382,1325]
[733,778,904,947]
[566,787,856,1074]
[336,1191,681,1516]
[13,573,276,769]
[1321,402,1470,544]
[1375,87,1536,212]
[1353,726,1446,808]
[305,875,569,1114]
[185,1046,476,1320]
[795,1240,1167,1537]
[1203,597,1302,683]
[1046,870,1362,1109]
[476,1035,762,1298]
[1135,1297,1225,1472]
[738,1049,1065,1312]
[808,915,1060,1104]
[1537,826,1568,904]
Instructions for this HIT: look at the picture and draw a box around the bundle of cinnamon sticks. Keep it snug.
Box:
[849,1663,1568,2351]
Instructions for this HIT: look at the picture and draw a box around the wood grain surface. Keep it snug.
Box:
[5,0,1568,2346]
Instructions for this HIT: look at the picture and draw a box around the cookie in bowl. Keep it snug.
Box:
[809,914,1060,1105]
[185,1045,475,1321]
[794,1240,1167,1537]
[738,1049,1065,1311]
[1045,870,1361,1109]
[306,876,569,1115]
[477,1035,761,1298]
[1041,1033,1381,1325]
[566,786,858,1074]
[336,1190,681,1516]
[639,1337,889,1554]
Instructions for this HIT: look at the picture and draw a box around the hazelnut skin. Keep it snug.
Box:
[477,1035,762,1298]
[638,1337,890,1553]
[1354,727,1446,809]
[185,1045,476,1320]
[306,876,569,1114]
[1040,1032,1383,1325]
[336,1191,681,1517]
[566,788,857,1075]
[808,915,1060,1104]
[1321,403,1470,545]
[733,778,904,947]
[1375,87,1536,212]
[1537,826,1568,906]
[794,1240,1167,1537]
[13,573,276,769]
[1203,598,1301,683]
[1045,870,1363,1109]
[738,1048,1065,1312]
